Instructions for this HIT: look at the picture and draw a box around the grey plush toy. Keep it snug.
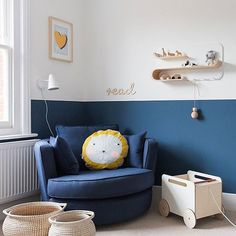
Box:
[206,50,217,65]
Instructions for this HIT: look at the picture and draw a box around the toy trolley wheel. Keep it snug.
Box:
[183,209,196,229]
[159,199,170,217]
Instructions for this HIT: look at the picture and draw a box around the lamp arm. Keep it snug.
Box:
[37,79,48,90]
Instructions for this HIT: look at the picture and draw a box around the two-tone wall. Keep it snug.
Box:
[31,0,236,193]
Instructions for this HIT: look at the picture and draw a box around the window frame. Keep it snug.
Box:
[0,0,31,137]
[0,45,12,129]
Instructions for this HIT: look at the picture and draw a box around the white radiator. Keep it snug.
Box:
[0,139,39,204]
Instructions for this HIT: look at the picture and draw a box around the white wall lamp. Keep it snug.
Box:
[37,73,59,91]
[37,74,59,137]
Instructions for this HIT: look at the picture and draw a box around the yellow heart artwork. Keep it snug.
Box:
[54,31,68,49]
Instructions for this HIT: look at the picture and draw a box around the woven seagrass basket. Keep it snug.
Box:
[48,210,96,236]
[2,202,66,236]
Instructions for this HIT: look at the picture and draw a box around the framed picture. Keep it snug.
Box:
[49,16,73,62]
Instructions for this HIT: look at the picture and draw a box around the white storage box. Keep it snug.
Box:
[159,170,222,228]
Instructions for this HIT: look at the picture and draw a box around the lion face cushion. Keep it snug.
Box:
[82,130,128,170]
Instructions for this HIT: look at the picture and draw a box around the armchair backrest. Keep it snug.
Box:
[34,140,58,200]
[143,138,158,177]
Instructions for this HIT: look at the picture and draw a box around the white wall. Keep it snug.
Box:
[80,0,236,101]
[30,0,87,101]
[30,0,236,102]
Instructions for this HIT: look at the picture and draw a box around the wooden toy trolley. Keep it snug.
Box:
[159,171,223,228]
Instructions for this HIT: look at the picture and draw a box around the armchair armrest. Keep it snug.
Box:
[34,139,58,200]
[143,138,158,176]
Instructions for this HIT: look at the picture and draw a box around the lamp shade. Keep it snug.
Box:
[48,74,59,90]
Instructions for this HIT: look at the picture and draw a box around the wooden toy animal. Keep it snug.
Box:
[182,60,197,67]
[162,48,167,56]
[171,74,182,80]
[167,52,175,56]
[175,50,182,56]
[154,52,162,57]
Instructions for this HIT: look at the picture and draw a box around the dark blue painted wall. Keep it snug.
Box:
[31,99,236,193]
[31,100,86,138]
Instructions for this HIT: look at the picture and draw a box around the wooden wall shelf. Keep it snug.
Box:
[152,60,222,81]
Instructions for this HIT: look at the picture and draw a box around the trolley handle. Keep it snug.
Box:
[188,170,222,183]
[168,178,187,187]
[194,174,216,184]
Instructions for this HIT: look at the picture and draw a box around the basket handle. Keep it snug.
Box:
[49,210,95,225]
[3,203,67,217]
[2,208,13,217]
[78,210,95,220]
[57,203,67,210]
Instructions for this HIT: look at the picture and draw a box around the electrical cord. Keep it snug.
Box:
[193,81,200,108]
[209,188,236,228]
[40,88,55,137]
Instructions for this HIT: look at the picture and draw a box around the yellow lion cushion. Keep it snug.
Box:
[82,129,128,170]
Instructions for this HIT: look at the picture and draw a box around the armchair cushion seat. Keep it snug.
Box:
[48,168,154,200]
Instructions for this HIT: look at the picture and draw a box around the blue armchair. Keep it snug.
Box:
[34,125,158,225]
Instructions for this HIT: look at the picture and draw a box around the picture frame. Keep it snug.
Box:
[49,16,73,62]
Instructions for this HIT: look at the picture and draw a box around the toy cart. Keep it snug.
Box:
[159,171,223,228]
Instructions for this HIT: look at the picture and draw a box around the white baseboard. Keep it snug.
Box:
[152,186,236,212]
[0,190,39,205]
[222,192,236,211]
[0,194,40,221]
